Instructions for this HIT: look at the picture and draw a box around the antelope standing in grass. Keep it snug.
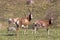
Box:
[33,17,54,34]
[15,13,33,34]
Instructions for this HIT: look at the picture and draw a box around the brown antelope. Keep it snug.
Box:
[33,17,54,34]
[15,13,33,34]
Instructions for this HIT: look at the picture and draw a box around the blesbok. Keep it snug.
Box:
[15,13,33,34]
[33,17,54,34]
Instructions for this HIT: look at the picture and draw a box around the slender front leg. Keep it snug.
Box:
[24,25,28,34]
[15,23,20,36]
[34,27,37,34]
[32,26,37,34]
